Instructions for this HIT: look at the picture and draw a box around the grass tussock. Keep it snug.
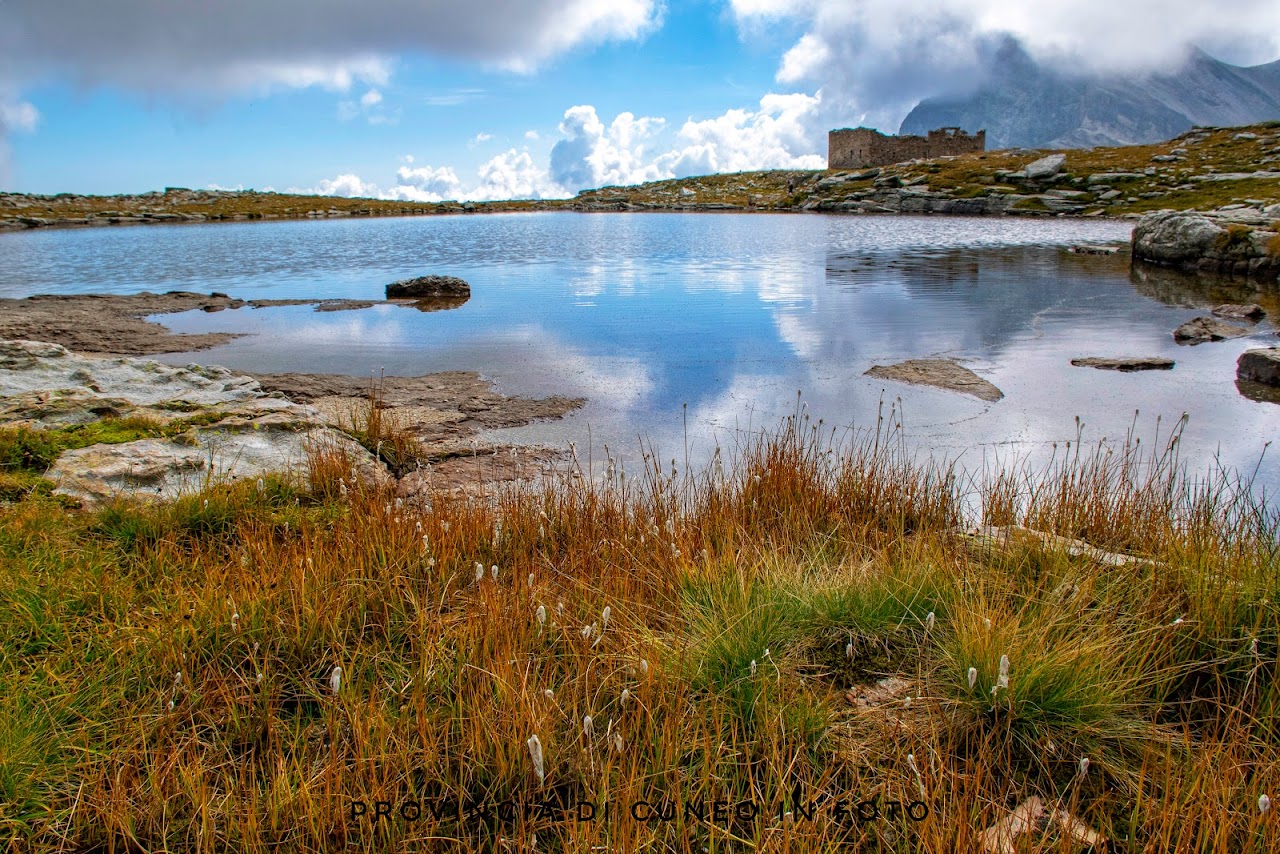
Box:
[0,408,1276,851]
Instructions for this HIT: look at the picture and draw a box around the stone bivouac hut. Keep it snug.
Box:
[828,126,985,169]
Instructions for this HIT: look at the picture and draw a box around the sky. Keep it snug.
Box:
[2,0,1279,199]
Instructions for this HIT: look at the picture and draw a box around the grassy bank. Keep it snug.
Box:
[0,405,1277,851]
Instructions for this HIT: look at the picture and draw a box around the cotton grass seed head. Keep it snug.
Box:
[536,605,547,626]
[583,715,594,738]
[639,658,649,677]
[968,667,978,689]
[490,564,498,581]
[925,611,935,632]
[601,606,611,629]
[1260,794,1271,815]
[526,735,545,785]
[330,666,342,696]
[1078,756,1090,778]
[475,562,484,582]
[544,688,554,701]
[621,688,630,706]
[750,659,758,677]
[997,655,1010,690]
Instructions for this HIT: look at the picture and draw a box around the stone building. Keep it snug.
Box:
[827,126,985,169]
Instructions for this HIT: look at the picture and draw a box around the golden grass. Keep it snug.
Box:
[0,407,1277,851]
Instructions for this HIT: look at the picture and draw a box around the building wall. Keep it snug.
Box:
[827,127,985,169]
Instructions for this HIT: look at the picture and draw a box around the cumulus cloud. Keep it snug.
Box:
[550,105,667,191]
[656,92,826,176]
[731,0,1280,131]
[390,164,463,201]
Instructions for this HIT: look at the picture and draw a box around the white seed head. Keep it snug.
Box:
[256,477,265,494]
[581,624,593,639]
[1260,794,1272,814]
[536,605,547,626]
[256,672,263,685]
[983,618,992,630]
[167,699,175,712]
[968,667,978,689]
[601,606,611,629]
[907,754,920,775]
[330,666,342,696]
[639,658,649,677]
[442,521,450,532]
[997,655,1010,690]
[1078,756,1090,778]
[528,572,535,588]
[174,671,183,688]
[925,611,936,632]
[846,642,854,660]
[583,715,594,738]
[475,562,484,582]
[750,659,758,677]
[526,734,545,785]
[543,688,554,700]
[613,733,624,754]
[1250,637,1260,657]
[490,564,498,581]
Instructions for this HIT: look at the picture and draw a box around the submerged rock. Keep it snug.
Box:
[1238,347,1280,387]
[385,275,471,299]
[1070,356,1175,371]
[1172,316,1252,345]
[1211,303,1266,322]
[865,359,1003,401]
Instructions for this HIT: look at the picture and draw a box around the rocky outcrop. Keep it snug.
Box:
[1172,316,1253,345]
[1070,356,1175,371]
[1132,211,1280,279]
[865,359,1003,401]
[1238,348,1280,387]
[0,339,390,506]
[385,275,471,299]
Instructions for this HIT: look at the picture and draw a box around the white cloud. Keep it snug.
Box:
[549,105,668,191]
[471,148,568,201]
[731,0,1280,132]
[525,129,540,140]
[656,92,826,176]
[0,99,39,132]
[360,88,383,107]
[390,164,464,201]
[469,132,494,147]
[310,173,380,197]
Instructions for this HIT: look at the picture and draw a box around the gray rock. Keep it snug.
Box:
[0,338,391,506]
[1211,303,1266,322]
[1132,211,1225,265]
[1173,316,1252,345]
[1070,356,1175,371]
[385,275,471,299]
[1237,347,1280,386]
[865,359,1003,401]
[1024,154,1067,180]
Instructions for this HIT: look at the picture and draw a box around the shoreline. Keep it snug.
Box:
[4,122,1277,233]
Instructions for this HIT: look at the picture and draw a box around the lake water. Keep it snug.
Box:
[1,212,1277,494]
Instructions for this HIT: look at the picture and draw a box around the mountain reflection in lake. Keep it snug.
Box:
[1,212,1275,491]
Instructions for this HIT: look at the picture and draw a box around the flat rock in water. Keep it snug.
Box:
[865,359,1003,401]
[1070,356,1175,372]
[1211,303,1266,322]
[1238,347,1280,387]
[1173,316,1252,345]
[385,275,471,299]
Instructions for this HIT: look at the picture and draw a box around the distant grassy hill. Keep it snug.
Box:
[3,122,1279,230]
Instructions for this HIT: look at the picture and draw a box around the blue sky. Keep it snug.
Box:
[2,0,1278,199]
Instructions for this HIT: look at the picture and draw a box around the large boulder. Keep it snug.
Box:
[1023,154,1066,180]
[1211,303,1266,322]
[1238,348,1280,387]
[385,275,471,299]
[1132,211,1225,265]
